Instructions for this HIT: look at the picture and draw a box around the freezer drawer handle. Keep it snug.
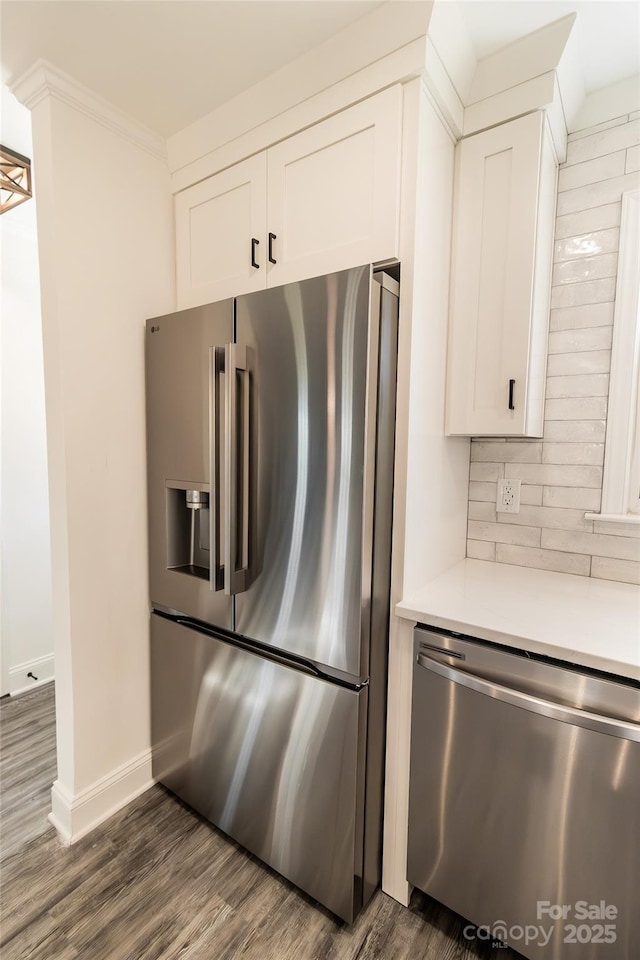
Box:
[224,342,251,595]
[209,346,225,591]
[416,652,640,742]
[251,237,260,269]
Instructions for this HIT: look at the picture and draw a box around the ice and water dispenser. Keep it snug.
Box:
[166,483,210,580]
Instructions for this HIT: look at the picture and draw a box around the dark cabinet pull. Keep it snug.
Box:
[268,232,277,264]
[251,237,259,269]
[508,379,516,410]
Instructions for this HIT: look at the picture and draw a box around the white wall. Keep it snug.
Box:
[467,109,640,584]
[0,87,53,696]
[23,81,174,839]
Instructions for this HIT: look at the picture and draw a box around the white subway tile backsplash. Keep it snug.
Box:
[542,420,606,443]
[626,145,640,174]
[467,540,496,561]
[541,529,640,561]
[521,484,543,505]
[505,463,602,488]
[556,172,640,216]
[552,253,617,285]
[466,114,637,584]
[469,462,505,482]
[542,442,604,465]
[549,303,614,331]
[469,481,497,502]
[468,520,541,547]
[546,350,610,376]
[471,441,541,463]
[558,151,626,191]
[544,397,607,420]
[593,519,640,538]
[554,203,621,241]
[469,501,497,521]
[554,228,619,263]
[567,116,628,144]
[591,556,640,585]
[495,544,591,576]
[497,505,592,532]
[565,119,640,164]
[550,278,616,309]
[545,374,609,399]
[547,326,613,353]
[542,486,602,510]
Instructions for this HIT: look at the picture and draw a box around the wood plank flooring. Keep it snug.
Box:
[1,684,521,960]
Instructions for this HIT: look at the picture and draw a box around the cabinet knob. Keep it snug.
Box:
[268,232,277,264]
[508,379,516,410]
[251,238,260,269]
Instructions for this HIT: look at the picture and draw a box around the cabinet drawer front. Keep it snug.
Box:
[176,154,267,308]
[266,86,401,286]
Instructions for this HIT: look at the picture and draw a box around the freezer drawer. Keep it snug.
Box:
[408,629,640,960]
[151,612,367,922]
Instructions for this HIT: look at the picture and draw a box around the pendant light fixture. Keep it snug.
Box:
[0,144,32,214]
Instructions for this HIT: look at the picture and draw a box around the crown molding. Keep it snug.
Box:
[10,59,167,162]
[422,37,464,140]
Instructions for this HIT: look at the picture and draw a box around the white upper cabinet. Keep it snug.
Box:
[175,86,401,308]
[446,111,557,437]
[176,154,267,308]
[265,87,402,287]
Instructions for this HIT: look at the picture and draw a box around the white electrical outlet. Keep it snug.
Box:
[497,478,521,513]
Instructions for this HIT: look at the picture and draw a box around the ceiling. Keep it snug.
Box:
[1,1,638,138]
[0,1,383,137]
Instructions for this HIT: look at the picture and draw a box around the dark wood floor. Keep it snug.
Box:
[0,684,520,960]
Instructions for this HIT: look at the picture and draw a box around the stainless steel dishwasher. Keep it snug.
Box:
[408,626,640,960]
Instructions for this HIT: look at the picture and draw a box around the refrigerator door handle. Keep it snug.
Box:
[224,342,250,595]
[209,346,225,591]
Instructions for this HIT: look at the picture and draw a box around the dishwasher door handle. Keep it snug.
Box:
[416,653,640,742]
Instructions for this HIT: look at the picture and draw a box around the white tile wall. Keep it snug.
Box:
[566,115,627,143]
[549,302,614,330]
[552,252,617,284]
[466,112,640,585]
[626,145,640,174]
[557,151,626,192]
[546,350,610,376]
[554,203,621,240]
[556,173,640,216]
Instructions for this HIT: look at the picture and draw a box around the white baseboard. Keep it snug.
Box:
[49,748,154,845]
[9,653,55,696]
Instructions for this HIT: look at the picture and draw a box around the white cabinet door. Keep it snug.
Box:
[176,154,267,308]
[446,111,557,437]
[265,86,401,287]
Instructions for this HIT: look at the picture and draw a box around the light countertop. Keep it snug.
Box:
[396,559,640,681]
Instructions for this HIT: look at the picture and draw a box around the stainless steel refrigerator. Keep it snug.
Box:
[146,265,399,922]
